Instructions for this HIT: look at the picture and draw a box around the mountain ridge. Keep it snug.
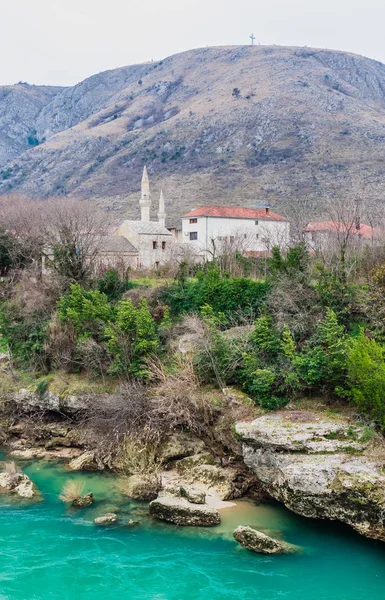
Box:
[2,45,385,226]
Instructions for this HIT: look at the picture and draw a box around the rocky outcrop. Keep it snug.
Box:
[149,491,221,526]
[72,493,94,508]
[236,412,385,541]
[233,526,299,554]
[175,453,260,501]
[67,451,103,472]
[0,469,39,500]
[94,513,118,526]
[13,389,89,415]
[122,474,161,501]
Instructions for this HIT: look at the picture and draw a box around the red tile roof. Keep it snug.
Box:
[183,205,287,221]
[305,221,380,240]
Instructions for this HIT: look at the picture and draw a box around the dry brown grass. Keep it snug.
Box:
[59,480,85,503]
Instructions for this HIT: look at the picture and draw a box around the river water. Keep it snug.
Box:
[0,457,384,599]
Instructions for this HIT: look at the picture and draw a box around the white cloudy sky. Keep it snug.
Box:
[1,0,384,86]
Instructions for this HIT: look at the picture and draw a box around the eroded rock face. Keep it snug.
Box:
[68,451,103,472]
[236,412,385,541]
[149,492,221,526]
[233,526,299,554]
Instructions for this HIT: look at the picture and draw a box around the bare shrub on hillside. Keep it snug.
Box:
[43,315,76,371]
[267,274,323,339]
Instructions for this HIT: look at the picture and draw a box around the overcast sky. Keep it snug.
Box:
[1,0,385,87]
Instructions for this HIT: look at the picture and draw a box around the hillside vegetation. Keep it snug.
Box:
[2,46,385,224]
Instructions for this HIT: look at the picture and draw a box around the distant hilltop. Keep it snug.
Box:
[1,45,385,225]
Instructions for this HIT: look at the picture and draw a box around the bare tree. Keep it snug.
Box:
[42,197,108,284]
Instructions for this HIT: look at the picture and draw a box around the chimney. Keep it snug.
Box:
[265,205,270,215]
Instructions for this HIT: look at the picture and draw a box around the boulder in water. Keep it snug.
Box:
[72,493,94,508]
[122,474,160,501]
[0,466,38,500]
[233,526,299,554]
[149,492,220,526]
[94,513,118,526]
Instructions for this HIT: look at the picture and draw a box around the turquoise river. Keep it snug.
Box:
[0,456,385,600]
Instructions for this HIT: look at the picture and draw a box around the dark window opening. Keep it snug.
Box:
[162,241,166,250]
[190,232,198,241]
[153,241,158,249]
[189,218,198,224]
[255,220,259,225]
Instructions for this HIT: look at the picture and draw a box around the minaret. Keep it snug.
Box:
[158,189,166,227]
[140,165,151,222]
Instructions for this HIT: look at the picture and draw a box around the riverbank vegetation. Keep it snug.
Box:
[2,201,385,436]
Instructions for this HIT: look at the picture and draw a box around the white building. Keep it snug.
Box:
[115,166,173,269]
[181,205,289,260]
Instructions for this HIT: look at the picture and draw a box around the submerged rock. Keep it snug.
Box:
[233,526,299,554]
[122,474,160,501]
[149,492,221,526]
[94,513,118,526]
[72,492,94,508]
[236,411,385,541]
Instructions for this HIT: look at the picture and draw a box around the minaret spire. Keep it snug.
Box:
[158,189,166,227]
[140,166,151,222]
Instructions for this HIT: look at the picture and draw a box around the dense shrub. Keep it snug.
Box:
[58,283,114,338]
[97,269,135,302]
[105,299,160,379]
[162,269,269,321]
[346,331,385,428]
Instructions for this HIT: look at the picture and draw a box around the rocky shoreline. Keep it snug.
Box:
[2,388,385,544]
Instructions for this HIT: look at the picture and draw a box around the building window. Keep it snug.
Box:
[256,234,259,239]
[244,234,247,239]
[255,220,259,225]
[190,232,198,241]
[189,218,198,224]
[153,241,158,249]
[230,235,235,243]
[162,241,166,250]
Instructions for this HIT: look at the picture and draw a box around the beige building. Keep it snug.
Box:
[115,166,173,269]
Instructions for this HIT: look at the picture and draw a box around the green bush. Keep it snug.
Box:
[97,269,135,302]
[162,269,269,321]
[346,331,385,428]
[105,298,159,379]
[0,303,48,370]
[58,283,114,338]
[293,309,347,392]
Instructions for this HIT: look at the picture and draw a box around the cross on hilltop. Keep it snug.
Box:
[250,33,255,46]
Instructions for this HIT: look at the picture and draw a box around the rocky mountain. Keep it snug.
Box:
[0,83,62,167]
[2,45,385,225]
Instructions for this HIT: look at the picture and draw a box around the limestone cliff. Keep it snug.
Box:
[236,412,385,541]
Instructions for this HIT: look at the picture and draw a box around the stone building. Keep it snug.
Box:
[115,166,173,269]
[181,205,289,261]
